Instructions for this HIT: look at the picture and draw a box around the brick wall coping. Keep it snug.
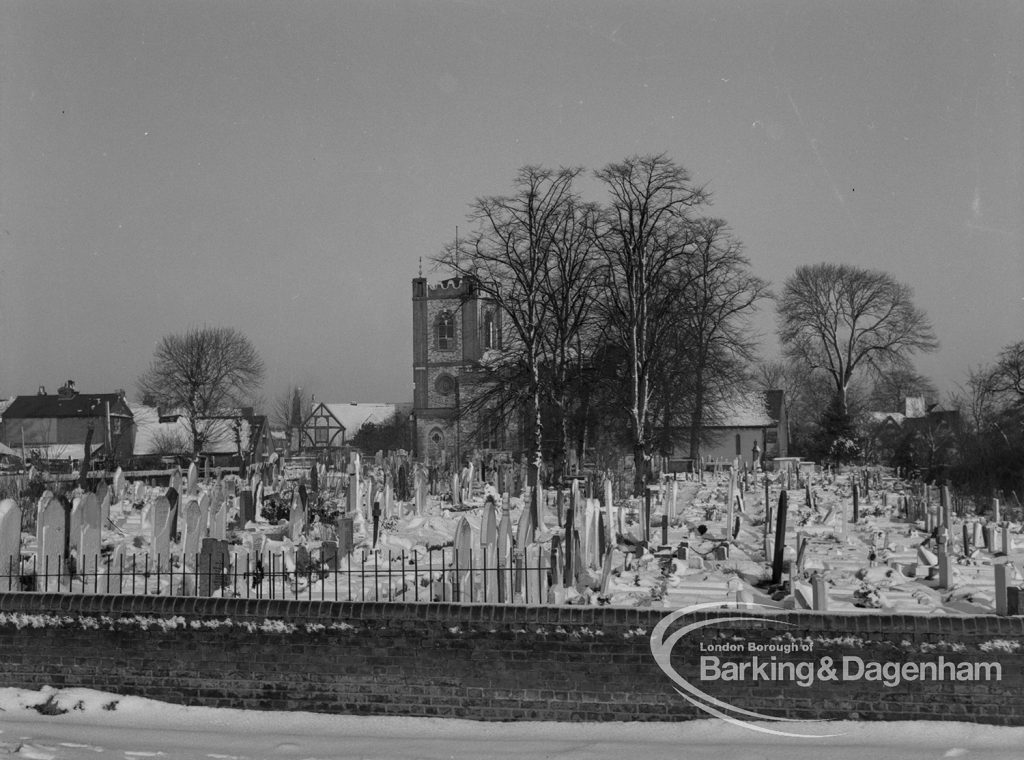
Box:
[2,593,1023,637]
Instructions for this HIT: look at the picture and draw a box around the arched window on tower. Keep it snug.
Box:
[436,311,455,350]
[428,427,446,463]
[483,311,497,350]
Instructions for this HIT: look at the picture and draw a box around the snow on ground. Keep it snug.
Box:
[14,467,1022,612]
[0,687,1022,760]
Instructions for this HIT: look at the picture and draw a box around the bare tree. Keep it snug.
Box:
[672,219,770,459]
[865,367,938,413]
[434,166,580,529]
[146,428,192,459]
[595,154,708,494]
[538,196,601,481]
[990,340,1024,399]
[138,326,266,457]
[777,263,937,420]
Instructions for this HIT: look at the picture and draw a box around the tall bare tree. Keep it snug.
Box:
[672,219,770,459]
[538,196,601,481]
[595,154,708,494]
[777,263,937,420]
[434,166,580,529]
[138,326,266,457]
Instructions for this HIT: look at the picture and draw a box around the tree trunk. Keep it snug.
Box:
[530,348,543,540]
[688,376,705,460]
[632,442,647,497]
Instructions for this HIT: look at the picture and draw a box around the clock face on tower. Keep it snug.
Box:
[435,373,456,397]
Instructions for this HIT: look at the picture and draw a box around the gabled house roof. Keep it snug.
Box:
[309,403,410,435]
[4,391,133,419]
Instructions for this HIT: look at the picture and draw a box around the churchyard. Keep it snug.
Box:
[0,456,1021,616]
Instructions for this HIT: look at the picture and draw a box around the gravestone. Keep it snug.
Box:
[524,543,549,604]
[198,538,230,596]
[112,467,125,501]
[74,493,102,570]
[181,499,204,561]
[99,488,112,532]
[239,489,255,525]
[812,572,828,611]
[414,465,427,515]
[289,489,305,541]
[994,563,1010,615]
[209,497,227,541]
[197,492,211,540]
[165,486,180,538]
[496,504,512,603]
[295,544,310,575]
[321,540,339,570]
[336,516,354,555]
[95,480,108,510]
[150,496,173,564]
[453,516,474,601]
[68,496,83,549]
[0,499,21,586]
[937,548,953,588]
[36,491,66,582]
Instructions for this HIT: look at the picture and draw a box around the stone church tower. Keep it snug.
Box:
[411,275,504,466]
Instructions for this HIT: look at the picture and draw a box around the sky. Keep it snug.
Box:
[3,686,1023,759]
[1,0,1020,409]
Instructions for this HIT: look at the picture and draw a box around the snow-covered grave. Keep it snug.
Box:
[1,460,1022,614]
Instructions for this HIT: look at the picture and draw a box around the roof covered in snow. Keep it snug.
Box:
[704,390,782,428]
[129,403,262,456]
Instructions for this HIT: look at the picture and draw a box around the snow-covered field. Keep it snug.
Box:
[1,686,1022,760]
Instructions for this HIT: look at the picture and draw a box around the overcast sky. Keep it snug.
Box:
[1,0,1020,408]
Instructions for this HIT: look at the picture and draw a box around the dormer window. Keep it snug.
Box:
[436,311,455,350]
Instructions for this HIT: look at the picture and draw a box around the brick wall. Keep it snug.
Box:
[1,593,1022,724]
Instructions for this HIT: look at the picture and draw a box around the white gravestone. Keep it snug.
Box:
[0,499,22,584]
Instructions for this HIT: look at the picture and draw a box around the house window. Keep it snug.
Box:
[436,311,455,350]
[314,424,329,445]
[735,434,742,456]
[111,418,122,435]
[483,311,497,350]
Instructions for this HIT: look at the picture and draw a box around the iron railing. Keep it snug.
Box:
[0,547,567,605]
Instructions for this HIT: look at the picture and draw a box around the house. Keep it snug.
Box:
[130,403,273,468]
[0,381,135,464]
[697,389,789,467]
[300,402,412,455]
[866,397,961,473]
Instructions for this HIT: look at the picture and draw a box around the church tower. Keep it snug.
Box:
[411,275,503,466]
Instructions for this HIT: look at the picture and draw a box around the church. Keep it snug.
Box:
[411,275,515,468]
